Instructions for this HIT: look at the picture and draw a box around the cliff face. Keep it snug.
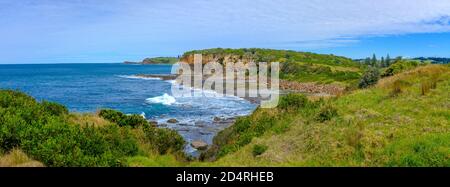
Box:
[180,54,255,65]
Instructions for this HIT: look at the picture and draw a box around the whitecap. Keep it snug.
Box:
[146,93,177,105]
[117,75,162,80]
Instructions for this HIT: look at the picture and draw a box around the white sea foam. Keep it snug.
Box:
[117,75,161,80]
[146,93,177,105]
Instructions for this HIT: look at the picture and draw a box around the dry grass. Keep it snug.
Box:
[377,65,449,89]
[0,149,44,167]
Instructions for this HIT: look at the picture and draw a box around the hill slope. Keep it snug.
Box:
[192,64,449,166]
[181,48,362,86]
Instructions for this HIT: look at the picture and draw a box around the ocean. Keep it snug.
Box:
[0,63,256,155]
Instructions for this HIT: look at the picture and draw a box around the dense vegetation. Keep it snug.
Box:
[184,48,357,66]
[183,48,363,85]
[99,109,148,128]
[0,91,185,166]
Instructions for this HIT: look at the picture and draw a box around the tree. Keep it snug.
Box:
[381,57,385,68]
[394,56,403,64]
[364,57,371,65]
[371,54,378,67]
[386,54,391,67]
[359,67,380,88]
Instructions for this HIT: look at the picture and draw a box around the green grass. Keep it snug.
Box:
[193,65,449,167]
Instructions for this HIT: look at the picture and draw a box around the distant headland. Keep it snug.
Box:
[124,57,179,65]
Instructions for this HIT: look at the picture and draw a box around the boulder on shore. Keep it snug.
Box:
[191,140,208,150]
[167,118,179,123]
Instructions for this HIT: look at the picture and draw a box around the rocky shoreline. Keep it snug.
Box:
[135,73,344,155]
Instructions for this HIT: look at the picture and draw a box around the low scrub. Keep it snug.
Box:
[0,90,139,167]
[358,67,380,88]
[143,124,186,154]
[315,104,338,122]
[382,60,419,77]
[252,144,268,157]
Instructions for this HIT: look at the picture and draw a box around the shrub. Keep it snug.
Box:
[278,93,309,110]
[20,122,139,167]
[143,124,185,154]
[0,90,139,167]
[99,109,148,128]
[359,67,380,88]
[315,104,338,122]
[252,144,268,157]
[41,101,69,116]
[382,60,419,77]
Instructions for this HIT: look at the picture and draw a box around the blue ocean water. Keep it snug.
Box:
[0,63,256,154]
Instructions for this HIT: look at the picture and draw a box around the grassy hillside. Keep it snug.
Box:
[182,48,363,85]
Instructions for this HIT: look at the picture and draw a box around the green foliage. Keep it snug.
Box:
[281,61,361,83]
[143,124,185,154]
[0,90,139,167]
[142,57,179,64]
[99,109,148,128]
[207,94,319,159]
[278,93,309,110]
[359,67,380,88]
[384,133,450,167]
[184,48,358,66]
[41,101,69,116]
[252,144,268,157]
[382,60,419,77]
[184,48,362,85]
[315,104,338,122]
[20,122,138,167]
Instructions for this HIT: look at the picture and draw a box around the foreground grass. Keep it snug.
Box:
[0,149,44,167]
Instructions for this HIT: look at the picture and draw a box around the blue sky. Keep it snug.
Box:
[1,0,450,64]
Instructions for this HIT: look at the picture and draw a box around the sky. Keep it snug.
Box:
[1,0,450,64]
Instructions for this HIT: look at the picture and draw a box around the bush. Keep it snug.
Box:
[382,60,419,77]
[143,124,185,154]
[41,101,69,116]
[359,67,380,88]
[252,144,268,157]
[99,109,148,128]
[278,93,309,110]
[315,104,338,122]
[20,122,139,167]
[0,90,140,167]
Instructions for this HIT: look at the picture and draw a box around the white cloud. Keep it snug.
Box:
[1,0,450,62]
